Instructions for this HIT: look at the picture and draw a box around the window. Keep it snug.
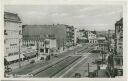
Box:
[119,46,122,49]
[4,40,6,44]
[10,44,17,46]
[14,52,18,55]
[40,49,44,52]
[19,30,22,35]
[115,58,121,65]
[4,30,7,35]
[8,53,13,56]
[45,48,49,53]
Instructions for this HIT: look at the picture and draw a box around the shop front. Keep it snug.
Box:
[5,54,24,65]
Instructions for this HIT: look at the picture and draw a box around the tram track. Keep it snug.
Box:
[33,44,95,77]
[34,56,82,77]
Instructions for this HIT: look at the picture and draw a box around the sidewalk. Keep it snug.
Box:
[97,69,109,78]
[96,64,110,78]
[8,57,41,70]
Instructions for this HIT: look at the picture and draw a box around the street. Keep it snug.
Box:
[7,44,96,78]
[4,5,124,78]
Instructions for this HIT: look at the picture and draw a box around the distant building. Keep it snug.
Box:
[106,18,123,77]
[22,24,74,59]
[115,18,123,55]
[108,30,115,52]
[114,18,123,73]
[76,29,88,44]
[95,37,108,52]
[65,25,75,48]
[4,12,23,64]
[88,31,97,43]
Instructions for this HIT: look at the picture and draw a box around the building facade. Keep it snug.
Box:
[114,18,123,75]
[115,18,123,56]
[106,18,123,77]
[65,25,75,48]
[22,24,74,59]
[96,37,108,52]
[4,12,23,64]
[107,30,115,52]
[76,29,88,44]
[88,31,97,44]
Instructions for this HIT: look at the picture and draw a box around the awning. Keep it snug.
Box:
[5,54,24,62]
[23,52,36,57]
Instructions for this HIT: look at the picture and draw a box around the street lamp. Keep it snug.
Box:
[88,63,90,77]
[19,39,21,68]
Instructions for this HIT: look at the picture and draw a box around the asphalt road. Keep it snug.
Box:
[61,53,100,78]
[7,44,95,77]
[34,44,95,77]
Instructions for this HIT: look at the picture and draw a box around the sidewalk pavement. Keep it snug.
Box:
[96,64,110,78]
[97,69,109,78]
[8,57,41,70]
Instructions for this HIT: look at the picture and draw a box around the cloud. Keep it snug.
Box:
[52,12,68,17]
[5,5,123,31]
[73,14,85,18]
[79,6,99,12]
[95,10,122,17]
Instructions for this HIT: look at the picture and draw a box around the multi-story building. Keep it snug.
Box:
[88,31,97,44]
[106,18,123,77]
[4,12,23,64]
[22,24,74,60]
[96,37,108,52]
[113,18,123,76]
[115,18,123,56]
[76,29,88,44]
[65,25,75,48]
[108,30,115,52]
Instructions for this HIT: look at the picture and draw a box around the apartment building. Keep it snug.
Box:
[4,12,23,64]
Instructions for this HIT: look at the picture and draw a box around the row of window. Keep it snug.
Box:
[8,52,19,56]
[89,40,97,43]
[4,30,22,35]
[6,45,19,51]
[88,34,96,37]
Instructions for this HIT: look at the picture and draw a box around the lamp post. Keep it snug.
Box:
[19,39,21,68]
[36,41,39,59]
[88,63,90,77]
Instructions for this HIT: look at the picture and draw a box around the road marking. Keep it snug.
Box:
[59,54,89,78]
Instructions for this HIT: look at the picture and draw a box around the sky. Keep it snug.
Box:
[4,5,123,31]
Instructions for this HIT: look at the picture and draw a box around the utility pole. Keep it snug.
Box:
[63,38,64,51]
[97,63,98,77]
[88,63,90,77]
[101,51,103,66]
[19,39,21,68]
[36,41,39,59]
